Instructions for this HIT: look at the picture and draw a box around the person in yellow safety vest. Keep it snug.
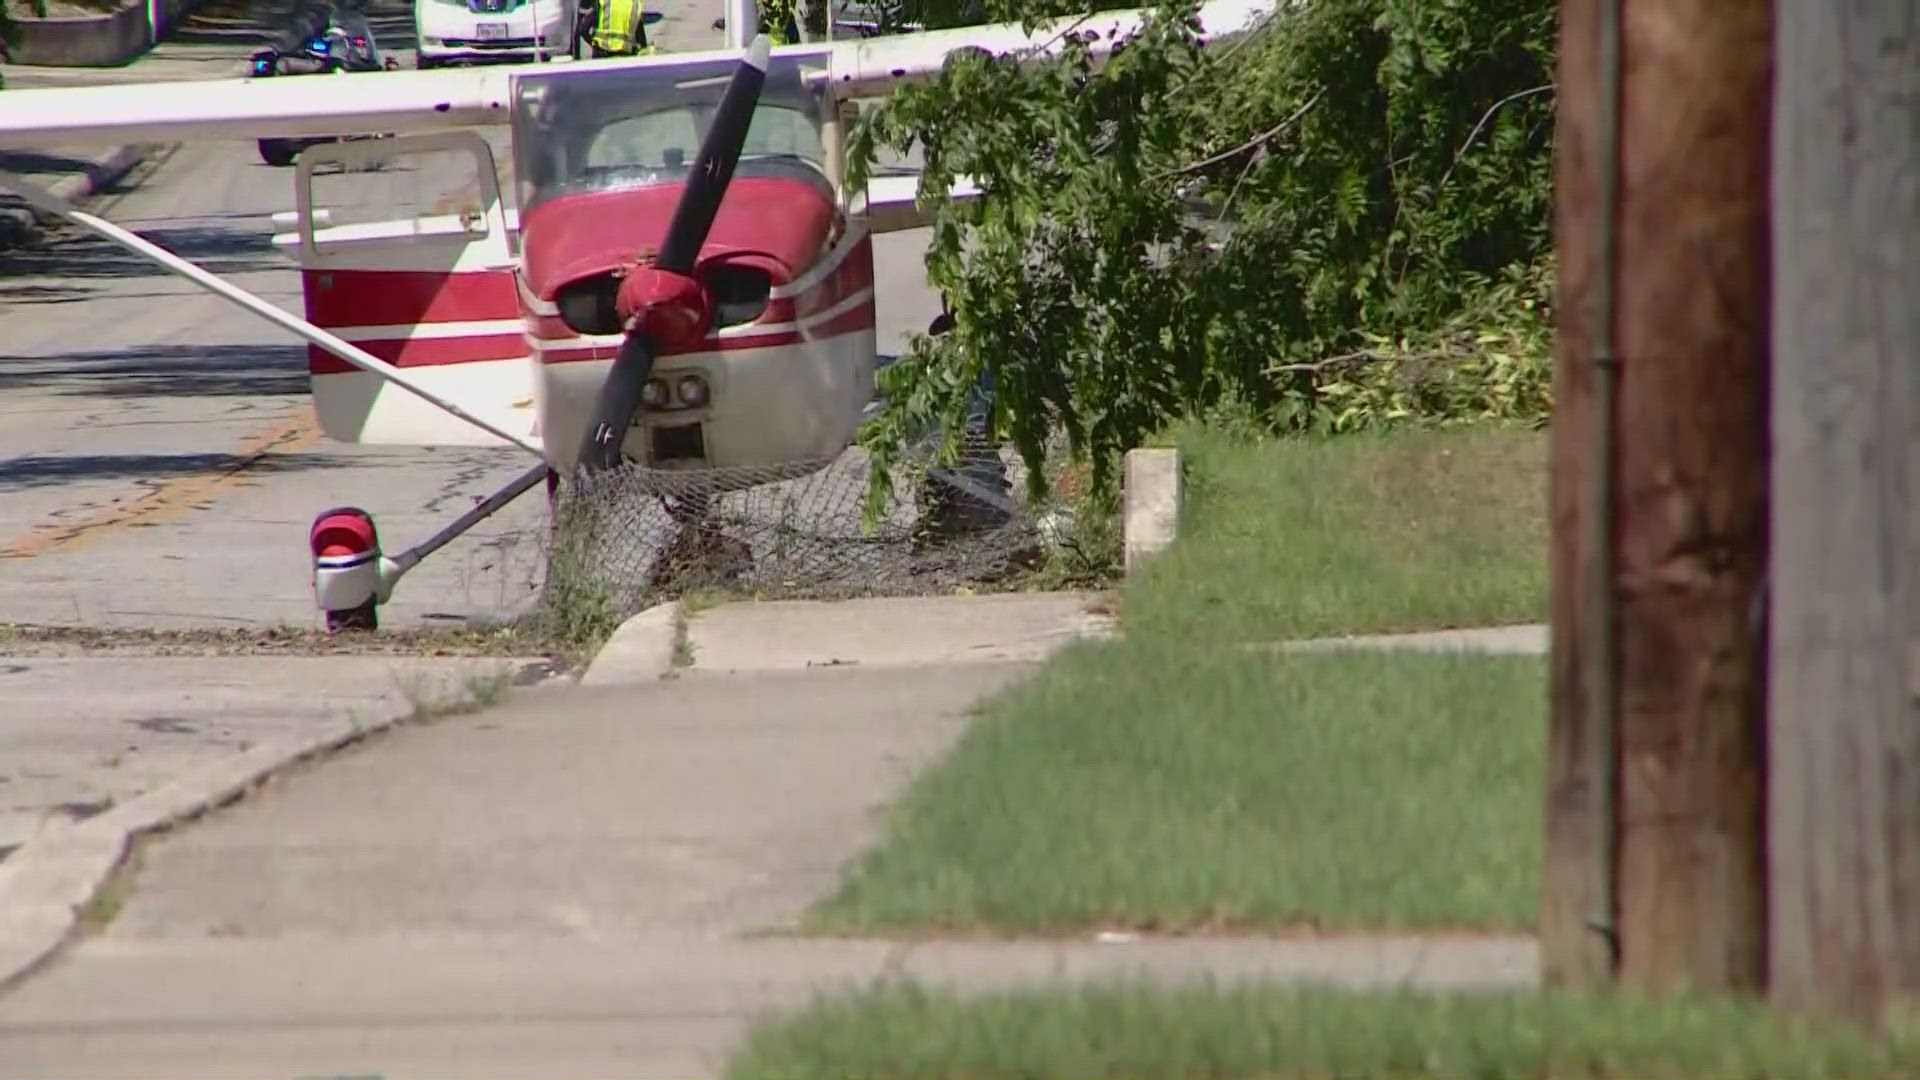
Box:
[584,0,650,56]
[758,0,799,44]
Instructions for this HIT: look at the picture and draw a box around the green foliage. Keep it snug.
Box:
[804,423,1548,936]
[1276,255,1554,432]
[730,982,1920,1080]
[850,0,1557,514]
[531,496,627,657]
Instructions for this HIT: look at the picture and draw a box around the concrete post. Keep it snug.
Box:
[1123,447,1181,574]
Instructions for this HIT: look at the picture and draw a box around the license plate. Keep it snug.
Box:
[475,22,508,39]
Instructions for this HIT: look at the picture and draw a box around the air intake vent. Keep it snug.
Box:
[701,264,772,329]
[555,273,622,337]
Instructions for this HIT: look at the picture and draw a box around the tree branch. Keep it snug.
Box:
[1434,83,1555,197]
[1156,90,1323,180]
[1266,351,1374,375]
[1394,83,1555,285]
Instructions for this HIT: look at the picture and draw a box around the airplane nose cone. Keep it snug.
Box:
[615,264,712,350]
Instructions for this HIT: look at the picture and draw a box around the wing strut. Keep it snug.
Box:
[0,175,546,460]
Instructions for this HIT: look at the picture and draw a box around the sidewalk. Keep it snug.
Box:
[0,651,561,862]
[0,596,1534,1078]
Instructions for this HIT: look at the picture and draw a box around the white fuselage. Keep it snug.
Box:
[272,206,877,480]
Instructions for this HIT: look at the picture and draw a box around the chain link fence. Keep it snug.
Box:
[528,426,1114,641]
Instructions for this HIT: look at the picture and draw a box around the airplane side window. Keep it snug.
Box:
[741,106,822,163]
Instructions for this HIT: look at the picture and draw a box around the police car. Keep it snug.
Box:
[414,0,581,68]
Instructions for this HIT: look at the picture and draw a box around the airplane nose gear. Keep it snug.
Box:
[307,465,549,633]
[310,507,383,631]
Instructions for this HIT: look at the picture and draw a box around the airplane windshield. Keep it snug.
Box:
[511,50,834,212]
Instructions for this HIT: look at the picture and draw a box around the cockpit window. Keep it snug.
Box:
[511,49,833,212]
[584,103,822,172]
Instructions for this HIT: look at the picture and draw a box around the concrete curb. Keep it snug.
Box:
[578,601,686,686]
[1262,624,1550,656]
[0,143,150,248]
[45,144,150,206]
[1123,446,1182,574]
[0,658,543,994]
[3,0,207,67]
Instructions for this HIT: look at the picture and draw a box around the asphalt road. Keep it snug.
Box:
[0,0,945,634]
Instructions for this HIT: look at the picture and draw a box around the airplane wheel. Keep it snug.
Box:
[325,598,379,633]
[928,294,955,336]
[258,139,297,167]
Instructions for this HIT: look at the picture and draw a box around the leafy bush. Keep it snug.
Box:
[850,0,1557,513]
[1275,255,1554,432]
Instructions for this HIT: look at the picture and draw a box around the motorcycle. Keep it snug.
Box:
[251,22,399,168]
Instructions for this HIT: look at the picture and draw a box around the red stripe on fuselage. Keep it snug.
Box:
[806,295,878,340]
[536,307,876,366]
[786,233,874,320]
[302,269,520,329]
[534,297,877,365]
[298,230,873,372]
[535,329,806,365]
[524,236,875,353]
[307,334,528,375]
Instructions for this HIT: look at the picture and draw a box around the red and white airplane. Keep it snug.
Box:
[0,0,1269,629]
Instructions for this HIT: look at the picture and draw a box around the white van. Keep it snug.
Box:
[414,0,580,68]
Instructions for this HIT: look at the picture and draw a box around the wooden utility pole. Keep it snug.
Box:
[1767,0,1920,1031]
[1544,0,1772,994]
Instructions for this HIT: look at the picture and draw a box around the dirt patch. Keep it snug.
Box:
[0,622,574,664]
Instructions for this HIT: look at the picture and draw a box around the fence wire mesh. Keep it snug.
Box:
[533,430,1105,633]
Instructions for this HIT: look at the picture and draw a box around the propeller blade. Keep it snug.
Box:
[655,33,772,273]
[574,34,771,475]
[576,332,657,473]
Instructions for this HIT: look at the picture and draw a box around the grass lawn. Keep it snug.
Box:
[1128,420,1548,644]
[802,422,1550,935]
[726,983,1920,1080]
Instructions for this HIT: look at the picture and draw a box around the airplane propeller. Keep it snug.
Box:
[575,34,774,474]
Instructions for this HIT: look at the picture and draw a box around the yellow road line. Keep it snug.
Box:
[0,410,323,560]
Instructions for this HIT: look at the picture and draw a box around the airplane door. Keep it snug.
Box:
[278,131,539,450]
[292,130,516,267]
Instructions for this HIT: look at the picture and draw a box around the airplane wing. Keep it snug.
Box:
[824,0,1271,98]
[0,66,520,149]
[861,172,982,234]
[0,0,1272,149]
